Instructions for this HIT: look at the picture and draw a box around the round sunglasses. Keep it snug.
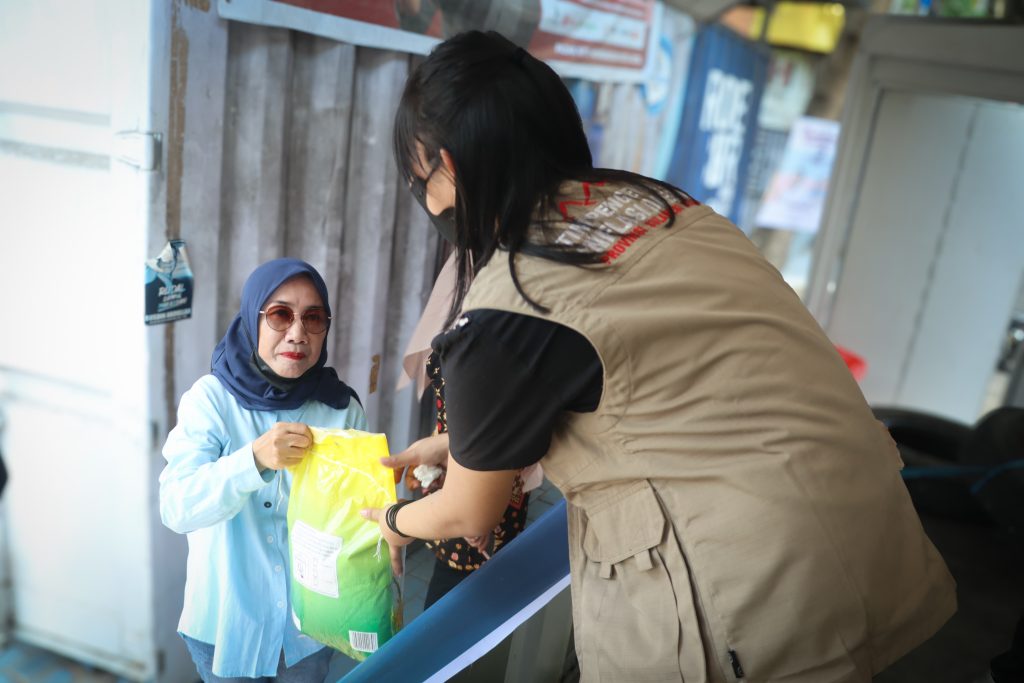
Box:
[259,305,330,334]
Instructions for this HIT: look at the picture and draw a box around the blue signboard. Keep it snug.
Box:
[666,24,768,223]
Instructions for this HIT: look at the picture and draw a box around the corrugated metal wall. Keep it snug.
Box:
[219,24,441,448]
[159,8,441,457]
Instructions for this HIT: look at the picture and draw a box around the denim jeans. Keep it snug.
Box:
[181,634,334,683]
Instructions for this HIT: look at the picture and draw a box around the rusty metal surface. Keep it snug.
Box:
[170,18,440,449]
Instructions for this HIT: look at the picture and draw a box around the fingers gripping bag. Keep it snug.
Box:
[287,428,402,660]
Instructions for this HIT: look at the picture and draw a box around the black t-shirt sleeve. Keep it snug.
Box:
[432,309,603,471]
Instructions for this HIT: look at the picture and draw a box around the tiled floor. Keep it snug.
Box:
[0,641,134,683]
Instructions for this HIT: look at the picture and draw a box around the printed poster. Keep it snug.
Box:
[144,239,194,325]
[755,116,841,234]
[218,0,662,83]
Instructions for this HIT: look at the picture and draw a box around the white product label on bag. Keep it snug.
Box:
[291,521,343,598]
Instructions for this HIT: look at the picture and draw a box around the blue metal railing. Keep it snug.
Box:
[339,500,570,682]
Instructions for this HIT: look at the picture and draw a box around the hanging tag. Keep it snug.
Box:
[144,239,194,325]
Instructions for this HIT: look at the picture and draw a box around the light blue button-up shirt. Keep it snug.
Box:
[160,374,367,678]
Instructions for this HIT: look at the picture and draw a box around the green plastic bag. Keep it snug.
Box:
[287,428,401,660]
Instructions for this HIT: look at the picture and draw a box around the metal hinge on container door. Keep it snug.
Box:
[113,130,161,172]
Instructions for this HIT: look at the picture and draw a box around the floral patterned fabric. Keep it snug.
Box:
[409,352,530,573]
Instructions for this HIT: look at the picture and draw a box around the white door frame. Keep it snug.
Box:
[806,17,1024,328]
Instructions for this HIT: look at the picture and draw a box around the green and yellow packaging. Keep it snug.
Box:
[287,428,401,660]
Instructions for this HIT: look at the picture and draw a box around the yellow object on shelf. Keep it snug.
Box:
[722,2,845,54]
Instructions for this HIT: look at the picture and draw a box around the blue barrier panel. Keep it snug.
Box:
[340,500,570,683]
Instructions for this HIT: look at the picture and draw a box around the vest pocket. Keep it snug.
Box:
[582,481,666,566]
[649,471,872,683]
[577,482,706,682]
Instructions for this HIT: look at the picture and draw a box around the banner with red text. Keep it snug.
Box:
[218,0,663,83]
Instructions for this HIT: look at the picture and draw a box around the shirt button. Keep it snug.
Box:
[274,565,282,573]
[277,601,285,608]
[264,502,272,508]
[267,536,274,544]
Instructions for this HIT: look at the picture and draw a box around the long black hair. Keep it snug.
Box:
[394,30,690,325]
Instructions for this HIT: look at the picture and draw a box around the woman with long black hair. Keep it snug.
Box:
[363,31,955,682]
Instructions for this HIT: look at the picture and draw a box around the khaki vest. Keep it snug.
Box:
[462,181,955,682]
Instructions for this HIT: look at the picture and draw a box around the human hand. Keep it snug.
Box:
[388,543,404,577]
[379,433,450,483]
[360,506,416,560]
[464,533,492,559]
[252,422,312,472]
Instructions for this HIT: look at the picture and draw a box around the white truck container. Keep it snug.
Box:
[0,1,436,680]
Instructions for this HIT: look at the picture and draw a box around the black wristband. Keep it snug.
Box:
[384,500,414,539]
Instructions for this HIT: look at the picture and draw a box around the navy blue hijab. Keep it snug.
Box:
[211,258,358,411]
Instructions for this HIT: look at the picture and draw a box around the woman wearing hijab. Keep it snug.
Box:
[160,258,363,682]
[362,31,956,682]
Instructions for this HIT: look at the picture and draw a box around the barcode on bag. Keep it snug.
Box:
[349,630,379,653]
